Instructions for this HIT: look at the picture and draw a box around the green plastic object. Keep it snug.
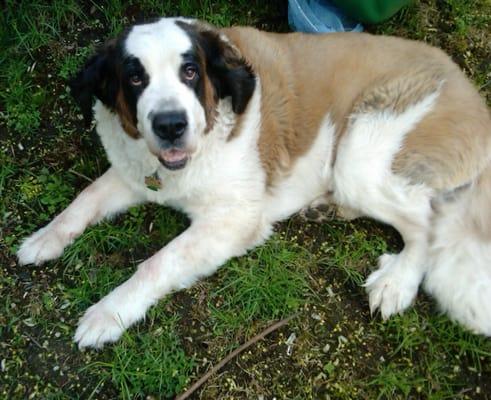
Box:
[330,0,411,24]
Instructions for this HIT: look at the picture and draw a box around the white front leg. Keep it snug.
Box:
[74,210,269,348]
[17,167,143,266]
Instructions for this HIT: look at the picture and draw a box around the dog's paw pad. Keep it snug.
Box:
[299,204,338,223]
[74,302,125,349]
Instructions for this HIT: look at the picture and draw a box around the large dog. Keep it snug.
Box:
[17,18,491,348]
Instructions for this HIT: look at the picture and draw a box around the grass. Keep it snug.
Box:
[209,238,312,336]
[87,312,195,400]
[318,222,390,286]
[58,46,94,81]
[1,0,490,399]
[367,312,491,399]
[0,59,44,135]
[0,0,84,135]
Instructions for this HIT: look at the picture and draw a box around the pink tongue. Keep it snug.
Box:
[160,149,187,163]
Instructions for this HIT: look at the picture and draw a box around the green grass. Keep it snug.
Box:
[3,167,76,252]
[58,46,94,80]
[0,0,84,135]
[87,313,194,400]
[1,0,491,399]
[0,0,83,55]
[209,238,312,336]
[0,59,44,135]
[366,311,491,399]
[319,222,389,286]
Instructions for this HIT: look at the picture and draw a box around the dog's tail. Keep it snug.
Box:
[425,162,491,335]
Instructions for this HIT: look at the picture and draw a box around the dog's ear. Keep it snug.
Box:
[216,54,256,114]
[178,22,256,115]
[203,31,256,114]
[68,42,119,127]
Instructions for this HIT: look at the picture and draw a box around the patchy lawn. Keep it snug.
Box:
[1,0,490,399]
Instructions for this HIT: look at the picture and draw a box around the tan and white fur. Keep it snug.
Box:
[17,18,491,348]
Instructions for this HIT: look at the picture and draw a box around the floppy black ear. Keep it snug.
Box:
[196,28,256,114]
[220,61,256,114]
[68,44,119,127]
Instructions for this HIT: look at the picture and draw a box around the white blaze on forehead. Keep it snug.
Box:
[123,18,208,159]
[124,18,193,73]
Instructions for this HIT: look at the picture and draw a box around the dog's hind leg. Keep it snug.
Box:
[362,190,432,319]
[17,167,143,266]
[332,84,442,319]
[333,167,433,319]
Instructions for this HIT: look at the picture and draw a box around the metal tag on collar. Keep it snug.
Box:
[144,171,162,191]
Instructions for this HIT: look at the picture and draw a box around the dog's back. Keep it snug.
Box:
[224,27,491,334]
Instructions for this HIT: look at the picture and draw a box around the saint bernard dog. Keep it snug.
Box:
[17,17,491,348]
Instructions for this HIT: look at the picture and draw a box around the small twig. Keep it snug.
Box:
[69,169,94,183]
[24,333,43,350]
[175,313,299,400]
[479,79,491,91]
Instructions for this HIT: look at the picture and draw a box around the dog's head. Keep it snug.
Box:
[70,18,256,170]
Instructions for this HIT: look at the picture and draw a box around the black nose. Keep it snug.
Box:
[152,111,188,143]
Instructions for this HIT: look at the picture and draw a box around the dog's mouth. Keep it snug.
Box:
[158,148,189,170]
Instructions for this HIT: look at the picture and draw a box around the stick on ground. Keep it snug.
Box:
[175,313,299,400]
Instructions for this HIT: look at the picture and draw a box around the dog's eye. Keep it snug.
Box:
[129,74,142,86]
[183,64,198,81]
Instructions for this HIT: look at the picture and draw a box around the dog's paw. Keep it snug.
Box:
[299,203,339,223]
[365,253,420,320]
[74,301,126,349]
[17,225,67,266]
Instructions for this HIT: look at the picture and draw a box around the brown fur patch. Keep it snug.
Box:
[227,112,245,142]
[391,65,491,190]
[115,90,140,139]
[192,41,218,133]
[469,164,491,238]
[111,38,140,140]
[202,73,218,132]
[221,28,318,185]
[220,28,491,192]
[180,25,219,133]
[351,66,444,116]
[219,30,436,184]
[176,21,240,134]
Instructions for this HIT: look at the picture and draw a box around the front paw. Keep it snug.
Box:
[17,225,67,266]
[74,300,126,349]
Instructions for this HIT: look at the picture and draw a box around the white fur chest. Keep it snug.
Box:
[94,101,161,192]
[93,92,266,217]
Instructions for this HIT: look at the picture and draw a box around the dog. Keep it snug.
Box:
[17,17,491,348]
